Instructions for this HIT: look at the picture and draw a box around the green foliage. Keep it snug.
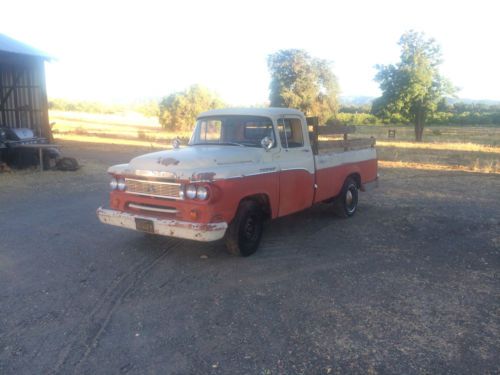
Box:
[159,85,224,132]
[373,30,455,141]
[334,113,379,125]
[268,49,339,123]
[49,98,126,114]
[339,104,372,114]
[431,110,500,125]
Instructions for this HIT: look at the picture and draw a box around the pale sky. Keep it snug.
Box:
[2,0,500,104]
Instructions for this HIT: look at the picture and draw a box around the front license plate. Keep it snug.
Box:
[135,218,155,233]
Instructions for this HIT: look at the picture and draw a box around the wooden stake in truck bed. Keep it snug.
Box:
[97,108,378,256]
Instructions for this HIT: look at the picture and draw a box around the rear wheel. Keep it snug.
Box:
[225,201,264,257]
[334,177,359,218]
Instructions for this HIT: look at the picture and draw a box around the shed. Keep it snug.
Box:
[0,34,53,140]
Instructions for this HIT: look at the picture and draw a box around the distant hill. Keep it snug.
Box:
[340,96,375,106]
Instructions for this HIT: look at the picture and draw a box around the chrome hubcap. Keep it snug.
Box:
[345,190,353,206]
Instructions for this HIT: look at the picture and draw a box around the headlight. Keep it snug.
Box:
[185,184,197,199]
[110,178,118,190]
[196,186,209,200]
[117,178,126,191]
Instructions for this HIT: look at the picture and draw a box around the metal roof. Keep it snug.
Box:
[0,34,52,60]
[198,107,305,118]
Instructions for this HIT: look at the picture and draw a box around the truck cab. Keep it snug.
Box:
[97,108,377,256]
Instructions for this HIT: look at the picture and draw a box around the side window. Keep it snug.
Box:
[277,118,304,148]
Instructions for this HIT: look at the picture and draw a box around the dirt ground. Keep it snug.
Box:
[0,141,499,374]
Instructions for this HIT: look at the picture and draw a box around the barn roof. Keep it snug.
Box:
[0,34,53,60]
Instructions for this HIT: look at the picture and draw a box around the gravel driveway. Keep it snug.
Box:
[1,141,499,374]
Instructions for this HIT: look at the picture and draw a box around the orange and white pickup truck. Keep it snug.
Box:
[97,108,377,256]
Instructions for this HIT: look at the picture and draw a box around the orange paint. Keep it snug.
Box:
[277,169,315,216]
[314,159,378,202]
[109,159,378,225]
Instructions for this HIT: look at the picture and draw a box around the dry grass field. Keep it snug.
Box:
[50,111,500,174]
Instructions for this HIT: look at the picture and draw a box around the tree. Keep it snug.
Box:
[135,99,160,118]
[373,31,455,141]
[159,85,224,131]
[268,49,339,122]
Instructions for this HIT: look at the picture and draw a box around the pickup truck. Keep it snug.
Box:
[97,108,378,256]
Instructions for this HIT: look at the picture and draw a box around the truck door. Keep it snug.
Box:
[275,116,315,216]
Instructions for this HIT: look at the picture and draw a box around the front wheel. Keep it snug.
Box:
[225,201,264,257]
[333,177,359,218]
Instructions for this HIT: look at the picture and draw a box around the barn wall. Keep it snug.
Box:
[0,52,51,139]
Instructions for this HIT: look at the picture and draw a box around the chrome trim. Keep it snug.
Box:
[280,167,314,173]
[128,203,178,214]
[134,170,178,179]
[218,167,315,181]
[125,178,184,200]
[216,160,254,166]
[126,178,180,186]
[125,190,185,200]
[259,167,277,172]
[221,169,279,180]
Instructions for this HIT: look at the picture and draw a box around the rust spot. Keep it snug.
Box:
[157,157,180,166]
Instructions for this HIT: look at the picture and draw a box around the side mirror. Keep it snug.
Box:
[172,137,181,149]
[260,136,274,151]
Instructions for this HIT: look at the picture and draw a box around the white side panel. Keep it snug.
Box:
[315,148,377,170]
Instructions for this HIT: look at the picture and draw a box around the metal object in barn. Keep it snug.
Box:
[0,127,60,170]
[0,34,58,170]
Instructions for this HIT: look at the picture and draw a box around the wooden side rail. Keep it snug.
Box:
[307,116,375,154]
[318,138,376,152]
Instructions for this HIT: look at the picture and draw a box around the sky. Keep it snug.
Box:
[2,0,500,105]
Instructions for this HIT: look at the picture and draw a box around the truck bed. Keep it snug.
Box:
[317,137,376,153]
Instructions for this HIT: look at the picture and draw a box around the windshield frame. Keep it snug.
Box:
[189,115,277,148]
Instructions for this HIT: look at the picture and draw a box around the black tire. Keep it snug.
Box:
[56,157,79,171]
[333,177,359,218]
[225,200,264,257]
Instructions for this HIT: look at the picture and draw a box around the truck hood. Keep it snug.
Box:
[111,146,267,180]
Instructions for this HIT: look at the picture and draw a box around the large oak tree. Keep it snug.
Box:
[373,31,454,141]
[159,85,224,131]
[268,49,339,122]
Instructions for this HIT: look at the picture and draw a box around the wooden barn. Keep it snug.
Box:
[0,34,52,140]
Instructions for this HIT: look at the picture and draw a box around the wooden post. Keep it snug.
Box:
[39,146,43,172]
[37,58,52,142]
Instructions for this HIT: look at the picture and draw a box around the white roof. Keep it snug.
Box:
[198,107,305,118]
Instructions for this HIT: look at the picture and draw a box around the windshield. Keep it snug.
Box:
[189,115,275,147]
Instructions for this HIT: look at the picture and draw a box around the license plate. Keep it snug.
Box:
[135,218,154,233]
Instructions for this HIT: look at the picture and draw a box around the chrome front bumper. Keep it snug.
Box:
[97,207,227,242]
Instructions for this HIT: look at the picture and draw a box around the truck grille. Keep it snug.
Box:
[125,178,183,200]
